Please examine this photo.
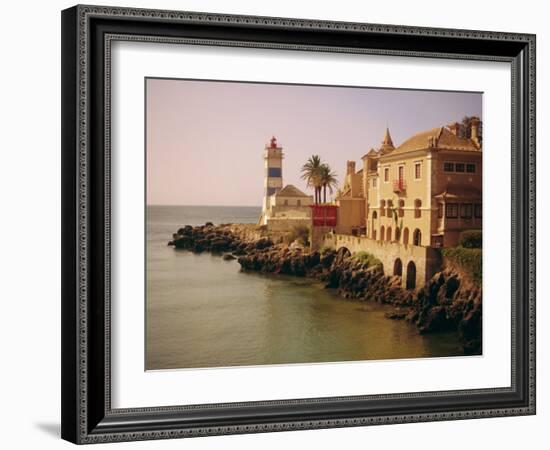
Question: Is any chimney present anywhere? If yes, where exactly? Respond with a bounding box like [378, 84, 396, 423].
[347, 160, 356, 175]
[448, 122, 460, 136]
[470, 117, 481, 146]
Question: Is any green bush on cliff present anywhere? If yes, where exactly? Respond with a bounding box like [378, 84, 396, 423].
[442, 246, 482, 286]
[352, 251, 382, 268]
[285, 225, 310, 246]
[459, 230, 482, 248]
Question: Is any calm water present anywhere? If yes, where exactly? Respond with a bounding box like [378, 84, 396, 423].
[146, 205, 463, 370]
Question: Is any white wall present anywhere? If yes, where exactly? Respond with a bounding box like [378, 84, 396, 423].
[0, 0, 546, 449]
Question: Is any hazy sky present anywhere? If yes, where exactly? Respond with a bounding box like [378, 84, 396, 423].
[146, 78, 481, 206]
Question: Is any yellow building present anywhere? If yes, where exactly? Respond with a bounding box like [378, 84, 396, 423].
[336, 118, 482, 248]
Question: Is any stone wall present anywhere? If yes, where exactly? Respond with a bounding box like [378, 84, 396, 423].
[322, 233, 442, 290]
[267, 217, 312, 232]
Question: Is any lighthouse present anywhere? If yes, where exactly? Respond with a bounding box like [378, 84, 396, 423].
[260, 136, 284, 225]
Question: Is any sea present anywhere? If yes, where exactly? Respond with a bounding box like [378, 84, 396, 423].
[146, 205, 463, 370]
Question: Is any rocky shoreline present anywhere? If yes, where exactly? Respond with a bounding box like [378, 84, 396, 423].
[169, 223, 482, 355]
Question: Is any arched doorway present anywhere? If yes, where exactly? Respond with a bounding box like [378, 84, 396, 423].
[413, 228, 422, 246]
[380, 225, 385, 241]
[335, 247, 351, 265]
[406, 261, 416, 289]
[393, 258, 403, 277]
[386, 226, 392, 241]
[403, 227, 410, 245]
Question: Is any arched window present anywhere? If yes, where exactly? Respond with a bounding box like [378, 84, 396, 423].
[398, 199, 405, 217]
[406, 261, 417, 289]
[386, 199, 393, 218]
[414, 199, 422, 218]
[395, 227, 401, 242]
[413, 228, 422, 246]
[386, 226, 392, 242]
[372, 210, 378, 219]
[403, 227, 410, 245]
[394, 258, 403, 277]
[380, 200, 386, 217]
[380, 225, 385, 241]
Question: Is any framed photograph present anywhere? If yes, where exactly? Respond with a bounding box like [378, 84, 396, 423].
[61, 5, 536, 444]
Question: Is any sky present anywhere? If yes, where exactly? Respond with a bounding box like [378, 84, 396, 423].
[146, 78, 482, 206]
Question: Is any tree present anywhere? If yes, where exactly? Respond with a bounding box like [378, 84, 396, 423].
[300, 155, 323, 204]
[458, 116, 482, 143]
[319, 164, 338, 203]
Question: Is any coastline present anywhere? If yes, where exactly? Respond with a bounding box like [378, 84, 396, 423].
[169, 222, 482, 355]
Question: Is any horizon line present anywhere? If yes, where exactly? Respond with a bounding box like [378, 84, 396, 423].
[147, 204, 263, 208]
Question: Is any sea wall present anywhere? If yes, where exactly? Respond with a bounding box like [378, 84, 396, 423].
[322, 233, 442, 290]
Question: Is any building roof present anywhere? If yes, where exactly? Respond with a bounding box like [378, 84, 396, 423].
[379, 127, 395, 153]
[390, 126, 480, 155]
[274, 184, 310, 198]
[434, 185, 482, 200]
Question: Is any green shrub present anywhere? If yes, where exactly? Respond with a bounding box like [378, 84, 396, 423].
[459, 230, 482, 248]
[442, 247, 482, 286]
[353, 251, 383, 268]
[320, 246, 333, 255]
[285, 225, 310, 246]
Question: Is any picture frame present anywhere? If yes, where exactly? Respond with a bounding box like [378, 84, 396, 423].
[61, 4, 536, 444]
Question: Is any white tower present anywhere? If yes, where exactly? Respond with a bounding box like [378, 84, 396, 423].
[261, 136, 283, 225]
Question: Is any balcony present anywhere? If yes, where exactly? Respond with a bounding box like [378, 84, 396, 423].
[393, 179, 407, 193]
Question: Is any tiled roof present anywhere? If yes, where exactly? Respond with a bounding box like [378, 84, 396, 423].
[390, 126, 480, 155]
[274, 184, 310, 198]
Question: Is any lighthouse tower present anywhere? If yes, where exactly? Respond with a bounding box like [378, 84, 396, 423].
[260, 136, 284, 225]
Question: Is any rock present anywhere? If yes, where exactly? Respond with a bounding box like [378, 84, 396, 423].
[417, 305, 454, 333]
[385, 308, 408, 320]
[222, 253, 236, 261]
[205, 221, 214, 227]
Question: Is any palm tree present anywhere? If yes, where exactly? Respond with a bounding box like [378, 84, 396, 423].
[301, 155, 323, 204]
[319, 164, 338, 203]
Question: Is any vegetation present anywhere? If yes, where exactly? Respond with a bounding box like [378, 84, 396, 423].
[285, 225, 311, 246]
[319, 164, 338, 203]
[320, 246, 333, 256]
[300, 155, 338, 204]
[442, 246, 482, 286]
[352, 251, 383, 268]
[459, 230, 482, 248]
[458, 115, 482, 144]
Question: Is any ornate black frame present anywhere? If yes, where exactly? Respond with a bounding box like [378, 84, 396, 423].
[61, 4, 536, 444]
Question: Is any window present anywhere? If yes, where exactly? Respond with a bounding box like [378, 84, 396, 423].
[284, 199, 289, 206]
[444, 162, 454, 172]
[455, 163, 465, 173]
[414, 199, 422, 218]
[414, 162, 422, 179]
[398, 165, 404, 181]
[466, 163, 476, 173]
[398, 200, 405, 217]
[386, 200, 393, 217]
[446, 203, 459, 218]
[460, 203, 473, 219]
[297, 200, 301, 207]
[372, 177, 377, 188]
[384, 167, 389, 182]
[380, 200, 386, 217]
[267, 167, 282, 177]
[474, 203, 482, 218]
